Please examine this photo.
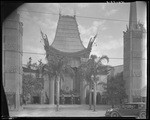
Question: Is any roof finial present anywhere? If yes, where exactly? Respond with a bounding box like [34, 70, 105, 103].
[73, 4, 76, 17]
[59, 3, 62, 16]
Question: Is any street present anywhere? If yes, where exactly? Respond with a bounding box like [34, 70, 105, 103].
[9, 104, 111, 117]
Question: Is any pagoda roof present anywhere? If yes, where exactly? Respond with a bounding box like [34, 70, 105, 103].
[51, 15, 86, 53]
[42, 15, 96, 58]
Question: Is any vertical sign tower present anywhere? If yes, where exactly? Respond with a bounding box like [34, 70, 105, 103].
[123, 2, 146, 102]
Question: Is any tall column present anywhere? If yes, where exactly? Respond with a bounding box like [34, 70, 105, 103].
[3, 10, 23, 110]
[83, 84, 87, 104]
[80, 80, 83, 104]
[129, 2, 145, 102]
[123, 2, 146, 103]
[56, 78, 60, 111]
[43, 75, 49, 104]
[93, 82, 97, 111]
[80, 80, 86, 104]
[89, 83, 92, 110]
[49, 78, 55, 105]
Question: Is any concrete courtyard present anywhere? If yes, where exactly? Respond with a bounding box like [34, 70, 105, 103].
[9, 104, 111, 117]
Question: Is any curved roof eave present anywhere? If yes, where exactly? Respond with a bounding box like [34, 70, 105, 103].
[46, 45, 90, 58]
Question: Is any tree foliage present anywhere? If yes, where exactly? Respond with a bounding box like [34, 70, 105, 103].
[22, 74, 34, 96]
[103, 72, 127, 107]
[42, 56, 75, 82]
[78, 55, 110, 84]
[77, 54, 110, 110]
[22, 58, 44, 98]
[22, 74, 44, 97]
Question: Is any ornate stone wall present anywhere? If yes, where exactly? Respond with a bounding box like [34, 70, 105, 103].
[3, 10, 23, 110]
[123, 28, 145, 102]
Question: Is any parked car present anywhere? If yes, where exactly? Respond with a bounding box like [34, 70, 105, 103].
[105, 102, 146, 119]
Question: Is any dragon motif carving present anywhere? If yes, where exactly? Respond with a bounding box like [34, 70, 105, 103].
[40, 30, 50, 51]
[40, 30, 97, 58]
[87, 34, 97, 51]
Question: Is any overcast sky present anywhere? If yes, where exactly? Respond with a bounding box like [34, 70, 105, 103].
[17, 2, 147, 66]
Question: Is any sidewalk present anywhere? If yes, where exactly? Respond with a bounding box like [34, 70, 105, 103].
[9, 104, 111, 117]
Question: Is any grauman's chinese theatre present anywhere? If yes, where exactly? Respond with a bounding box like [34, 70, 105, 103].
[42, 13, 95, 105]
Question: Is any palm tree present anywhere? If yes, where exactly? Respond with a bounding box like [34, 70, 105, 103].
[91, 55, 109, 111]
[42, 56, 75, 111]
[78, 55, 110, 111]
[78, 58, 93, 109]
[40, 30, 75, 110]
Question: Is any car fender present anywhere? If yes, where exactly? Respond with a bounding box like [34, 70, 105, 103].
[110, 110, 121, 117]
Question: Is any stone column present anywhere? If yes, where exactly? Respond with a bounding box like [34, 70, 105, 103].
[3, 10, 23, 110]
[49, 78, 55, 105]
[83, 85, 87, 104]
[80, 80, 83, 104]
[89, 83, 92, 110]
[40, 90, 44, 104]
[80, 80, 86, 104]
[56, 78, 60, 111]
[93, 82, 97, 111]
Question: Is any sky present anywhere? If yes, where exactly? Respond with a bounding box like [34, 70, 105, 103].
[16, 2, 147, 66]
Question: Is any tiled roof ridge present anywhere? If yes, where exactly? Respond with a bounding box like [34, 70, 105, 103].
[51, 14, 86, 52]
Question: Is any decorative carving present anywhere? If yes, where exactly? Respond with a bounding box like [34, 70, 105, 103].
[87, 34, 97, 51]
[6, 92, 16, 110]
[132, 70, 142, 77]
[81, 58, 88, 63]
[27, 57, 32, 69]
[132, 31, 143, 39]
[40, 30, 50, 50]
[137, 21, 145, 30]
[5, 65, 19, 73]
[133, 51, 142, 58]
[5, 43, 19, 51]
[4, 56, 22, 73]
[19, 67, 23, 74]
[10, 66, 17, 73]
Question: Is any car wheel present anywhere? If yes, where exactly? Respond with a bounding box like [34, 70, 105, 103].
[111, 112, 119, 117]
[139, 111, 146, 119]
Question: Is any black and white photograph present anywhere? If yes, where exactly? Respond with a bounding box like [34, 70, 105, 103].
[2, 1, 147, 119]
